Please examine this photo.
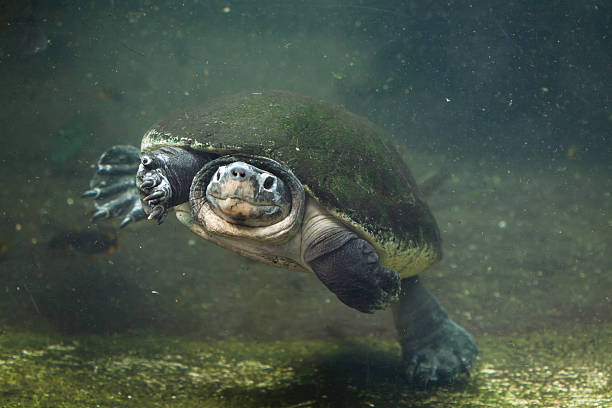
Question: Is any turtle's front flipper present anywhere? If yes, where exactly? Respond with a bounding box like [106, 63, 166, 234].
[393, 276, 478, 387]
[305, 233, 401, 313]
[83, 145, 145, 228]
[136, 147, 214, 224]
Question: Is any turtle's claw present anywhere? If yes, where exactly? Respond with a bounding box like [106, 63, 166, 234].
[140, 170, 162, 190]
[140, 179, 155, 189]
[91, 190, 144, 220]
[82, 188, 100, 198]
[119, 216, 132, 228]
[147, 205, 167, 224]
[144, 190, 165, 203]
[92, 208, 110, 221]
[82, 179, 136, 200]
[137, 167, 172, 225]
[119, 206, 148, 228]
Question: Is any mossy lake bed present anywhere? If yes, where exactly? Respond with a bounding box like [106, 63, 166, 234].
[1, 323, 610, 407]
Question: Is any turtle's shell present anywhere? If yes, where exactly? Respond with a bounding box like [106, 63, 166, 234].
[142, 90, 441, 277]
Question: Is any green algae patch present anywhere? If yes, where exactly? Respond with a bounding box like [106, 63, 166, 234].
[1, 324, 610, 407]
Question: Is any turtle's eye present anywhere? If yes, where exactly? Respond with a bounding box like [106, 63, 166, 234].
[216, 170, 221, 181]
[141, 155, 152, 167]
[263, 175, 275, 190]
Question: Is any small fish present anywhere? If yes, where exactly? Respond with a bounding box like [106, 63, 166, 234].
[48, 229, 119, 255]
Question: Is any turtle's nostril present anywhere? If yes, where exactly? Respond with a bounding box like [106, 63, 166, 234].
[230, 166, 248, 179]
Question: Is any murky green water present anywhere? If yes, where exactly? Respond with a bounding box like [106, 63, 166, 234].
[0, 1, 610, 406]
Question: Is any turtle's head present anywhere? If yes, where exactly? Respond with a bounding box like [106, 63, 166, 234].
[206, 161, 291, 226]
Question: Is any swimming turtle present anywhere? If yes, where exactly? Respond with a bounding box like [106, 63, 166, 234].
[83, 90, 477, 386]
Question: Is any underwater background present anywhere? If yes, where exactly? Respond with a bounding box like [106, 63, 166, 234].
[0, 1, 610, 407]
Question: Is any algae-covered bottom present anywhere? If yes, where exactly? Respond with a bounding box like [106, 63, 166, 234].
[1, 324, 610, 407]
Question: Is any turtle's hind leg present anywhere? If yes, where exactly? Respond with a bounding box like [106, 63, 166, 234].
[393, 276, 478, 387]
[82, 145, 145, 228]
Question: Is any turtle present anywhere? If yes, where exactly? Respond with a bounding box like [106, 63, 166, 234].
[83, 90, 477, 386]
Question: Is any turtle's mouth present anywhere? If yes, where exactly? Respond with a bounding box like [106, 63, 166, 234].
[208, 196, 286, 226]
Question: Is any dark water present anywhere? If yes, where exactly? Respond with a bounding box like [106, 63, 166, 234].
[0, 1, 610, 406]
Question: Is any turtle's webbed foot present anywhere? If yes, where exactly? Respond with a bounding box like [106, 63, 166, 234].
[82, 179, 136, 200]
[84, 145, 145, 228]
[91, 191, 144, 227]
[402, 319, 478, 387]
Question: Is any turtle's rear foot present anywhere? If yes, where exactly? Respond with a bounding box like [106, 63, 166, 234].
[394, 277, 478, 387]
[83, 145, 145, 228]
